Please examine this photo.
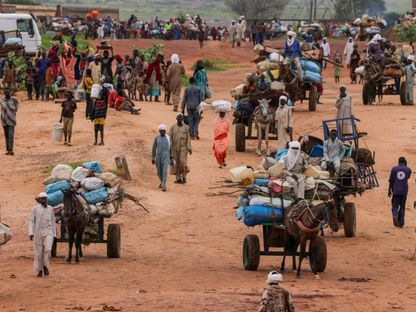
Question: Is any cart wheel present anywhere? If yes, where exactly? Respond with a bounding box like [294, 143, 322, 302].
[362, 82, 374, 105]
[243, 235, 260, 271]
[344, 203, 356, 238]
[51, 237, 57, 258]
[235, 123, 246, 152]
[308, 85, 317, 112]
[107, 224, 121, 258]
[309, 236, 327, 273]
[400, 81, 407, 105]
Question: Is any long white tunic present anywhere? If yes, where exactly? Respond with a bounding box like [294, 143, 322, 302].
[275, 105, 292, 150]
[344, 41, 355, 65]
[335, 94, 353, 136]
[28, 204, 56, 272]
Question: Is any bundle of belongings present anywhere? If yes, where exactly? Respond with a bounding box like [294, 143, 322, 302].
[43, 161, 123, 240]
[0, 223, 12, 246]
[347, 14, 386, 40]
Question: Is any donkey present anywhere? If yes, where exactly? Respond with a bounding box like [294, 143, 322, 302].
[63, 190, 90, 263]
[280, 201, 336, 279]
[254, 98, 274, 156]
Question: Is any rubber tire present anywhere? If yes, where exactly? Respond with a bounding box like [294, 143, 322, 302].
[308, 85, 317, 112]
[235, 123, 246, 152]
[344, 203, 356, 238]
[362, 82, 374, 105]
[51, 237, 57, 258]
[400, 81, 407, 105]
[107, 224, 121, 258]
[309, 236, 327, 273]
[243, 235, 260, 271]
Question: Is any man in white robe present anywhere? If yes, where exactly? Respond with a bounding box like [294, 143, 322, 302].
[28, 192, 56, 277]
[335, 85, 354, 137]
[275, 96, 292, 150]
[343, 37, 355, 68]
[283, 141, 308, 199]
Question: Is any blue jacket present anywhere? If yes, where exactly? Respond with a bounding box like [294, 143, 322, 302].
[389, 164, 412, 195]
[285, 39, 302, 59]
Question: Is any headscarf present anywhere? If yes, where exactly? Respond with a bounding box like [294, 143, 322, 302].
[115, 54, 123, 64]
[369, 34, 382, 44]
[285, 141, 301, 170]
[267, 271, 283, 284]
[171, 53, 180, 64]
[158, 124, 167, 131]
[279, 95, 288, 106]
[287, 31, 296, 46]
[176, 112, 183, 119]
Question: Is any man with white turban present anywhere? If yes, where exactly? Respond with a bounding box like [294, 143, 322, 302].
[166, 54, 185, 111]
[367, 34, 385, 66]
[405, 55, 416, 105]
[283, 141, 308, 199]
[275, 95, 292, 150]
[258, 271, 295, 312]
[343, 37, 355, 68]
[28, 192, 56, 277]
[284, 31, 303, 80]
[169, 113, 192, 184]
[152, 124, 174, 191]
[321, 37, 331, 69]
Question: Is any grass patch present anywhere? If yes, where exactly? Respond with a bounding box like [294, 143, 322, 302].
[191, 59, 234, 72]
[41, 33, 90, 52]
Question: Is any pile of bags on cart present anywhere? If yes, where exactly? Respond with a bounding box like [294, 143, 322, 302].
[43, 161, 122, 218]
[233, 156, 336, 227]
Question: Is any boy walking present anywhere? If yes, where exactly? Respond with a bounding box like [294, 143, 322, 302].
[90, 90, 108, 145]
[60, 92, 77, 146]
[1, 88, 18, 155]
[181, 77, 202, 140]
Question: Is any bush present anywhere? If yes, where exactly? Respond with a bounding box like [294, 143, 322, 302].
[395, 24, 416, 43]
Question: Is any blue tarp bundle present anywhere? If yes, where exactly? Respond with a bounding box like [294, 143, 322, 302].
[243, 205, 284, 226]
[303, 70, 322, 83]
[45, 180, 71, 194]
[83, 187, 108, 204]
[300, 59, 321, 73]
[47, 190, 64, 206]
[82, 161, 103, 173]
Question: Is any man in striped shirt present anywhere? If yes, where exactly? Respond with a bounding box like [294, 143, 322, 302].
[1, 88, 18, 155]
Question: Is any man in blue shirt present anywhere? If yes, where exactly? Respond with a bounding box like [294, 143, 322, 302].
[284, 31, 303, 81]
[182, 77, 202, 140]
[388, 157, 412, 227]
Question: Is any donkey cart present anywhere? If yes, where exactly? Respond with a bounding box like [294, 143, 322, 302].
[51, 215, 121, 259]
[243, 223, 327, 272]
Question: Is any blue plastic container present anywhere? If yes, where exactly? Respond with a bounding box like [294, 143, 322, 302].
[243, 205, 284, 227]
[310, 144, 324, 157]
[45, 180, 71, 194]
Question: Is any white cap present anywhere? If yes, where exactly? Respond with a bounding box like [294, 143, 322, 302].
[279, 95, 288, 102]
[267, 271, 283, 284]
[158, 124, 167, 131]
[38, 192, 48, 198]
[287, 31, 296, 37]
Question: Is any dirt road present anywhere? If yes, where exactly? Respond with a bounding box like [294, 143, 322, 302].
[1, 39, 416, 312]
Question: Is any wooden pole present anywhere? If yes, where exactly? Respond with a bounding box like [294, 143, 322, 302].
[115, 155, 132, 180]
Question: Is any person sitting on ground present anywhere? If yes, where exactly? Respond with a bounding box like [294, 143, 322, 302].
[258, 271, 295, 312]
[283, 141, 308, 199]
[321, 129, 345, 176]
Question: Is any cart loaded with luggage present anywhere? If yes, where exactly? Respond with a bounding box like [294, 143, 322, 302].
[231, 117, 378, 271]
[232, 43, 323, 152]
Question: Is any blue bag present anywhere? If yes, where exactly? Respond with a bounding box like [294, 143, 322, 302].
[243, 205, 284, 226]
[47, 190, 64, 206]
[303, 70, 322, 83]
[82, 161, 103, 173]
[254, 179, 269, 186]
[300, 59, 321, 74]
[84, 187, 108, 204]
[275, 148, 288, 161]
[45, 180, 71, 194]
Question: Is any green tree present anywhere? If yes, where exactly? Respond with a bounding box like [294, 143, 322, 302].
[224, 0, 289, 19]
[335, 0, 386, 20]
